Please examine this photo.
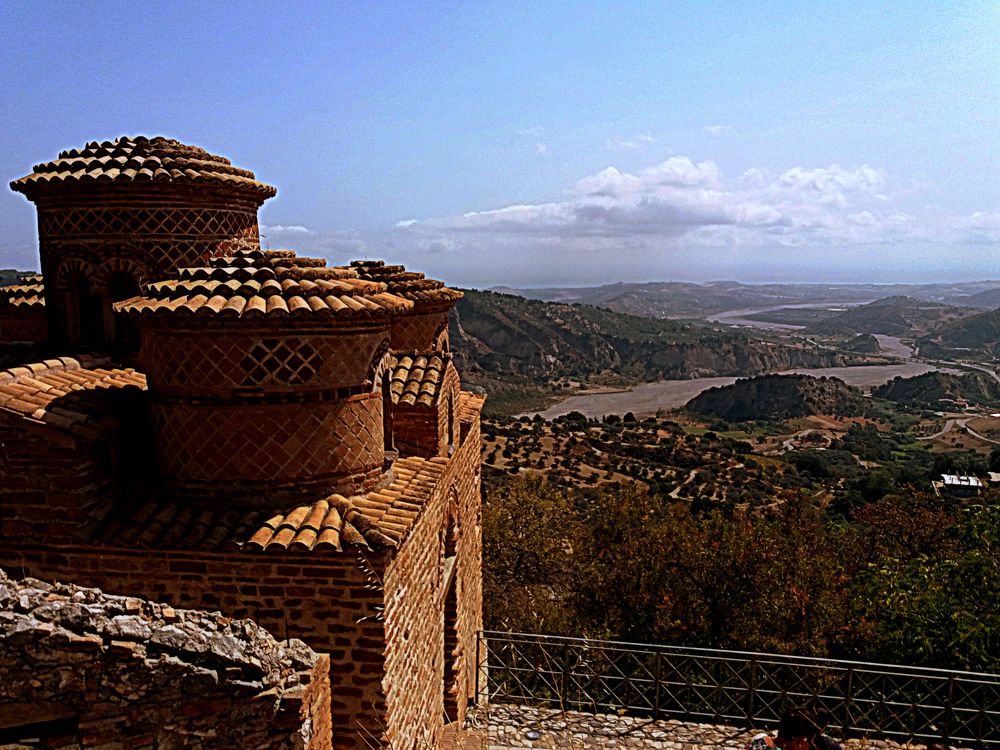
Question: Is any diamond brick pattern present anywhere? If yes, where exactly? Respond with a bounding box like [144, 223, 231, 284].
[240, 337, 323, 385]
[152, 395, 383, 484]
[144, 330, 386, 393]
[391, 312, 451, 351]
[38, 207, 260, 241]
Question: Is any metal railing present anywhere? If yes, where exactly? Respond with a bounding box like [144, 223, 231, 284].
[477, 631, 1000, 748]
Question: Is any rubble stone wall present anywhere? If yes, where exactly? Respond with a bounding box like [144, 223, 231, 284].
[0, 546, 388, 749]
[0, 568, 329, 749]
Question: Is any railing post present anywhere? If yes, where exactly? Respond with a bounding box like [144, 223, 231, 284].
[561, 642, 570, 713]
[475, 631, 481, 706]
[747, 656, 757, 725]
[845, 665, 855, 731]
[653, 650, 662, 720]
[944, 674, 954, 743]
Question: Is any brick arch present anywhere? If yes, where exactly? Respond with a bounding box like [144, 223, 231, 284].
[442, 485, 462, 721]
[92, 254, 152, 297]
[433, 321, 449, 352]
[367, 339, 393, 391]
[53, 256, 97, 292]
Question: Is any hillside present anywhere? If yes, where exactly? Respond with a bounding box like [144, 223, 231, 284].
[873, 370, 1000, 408]
[686, 374, 867, 421]
[805, 296, 976, 337]
[498, 280, 1000, 318]
[946, 287, 1000, 309]
[918, 308, 1000, 361]
[449, 290, 847, 412]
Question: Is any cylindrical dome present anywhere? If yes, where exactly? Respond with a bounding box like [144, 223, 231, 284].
[10, 136, 276, 348]
[116, 246, 412, 506]
[350, 260, 463, 351]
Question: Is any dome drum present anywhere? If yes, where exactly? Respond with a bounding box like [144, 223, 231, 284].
[150, 393, 388, 506]
[137, 323, 392, 399]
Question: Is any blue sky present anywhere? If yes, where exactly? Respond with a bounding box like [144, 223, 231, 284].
[2, 1, 999, 287]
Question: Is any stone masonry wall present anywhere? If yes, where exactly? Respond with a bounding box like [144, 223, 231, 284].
[0, 545, 388, 749]
[0, 568, 329, 749]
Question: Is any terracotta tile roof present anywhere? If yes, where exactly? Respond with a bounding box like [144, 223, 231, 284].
[10, 136, 276, 199]
[116, 247, 413, 320]
[350, 260, 463, 305]
[0, 275, 44, 309]
[0, 355, 147, 438]
[390, 351, 451, 407]
[88, 456, 448, 552]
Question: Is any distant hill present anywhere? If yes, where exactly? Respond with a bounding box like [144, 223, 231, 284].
[497, 281, 1000, 319]
[0, 269, 31, 287]
[918, 308, 1000, 361]
[447, 290, 856, 414]
[805, 296, 976, 337]
[873, 370, 1000, 408]
[449, 290, 845, 383]
[844, 333, 881, 354]
[685, 374, 867, 421]
[944, 287, 1000, 309]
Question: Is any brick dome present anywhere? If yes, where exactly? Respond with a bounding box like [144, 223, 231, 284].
[117, 247, 411, 319]
[11, 136, 278, 349]
[10, 136, 275, 199]
[349, 260, 462, 351]
[117, 247, 412, 506]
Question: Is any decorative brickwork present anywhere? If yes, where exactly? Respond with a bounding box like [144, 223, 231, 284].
[142, 327, 389, 395]
[12, 137, 276, 347]
[2, 136, 483, 750]
[151, 394, 385, 500]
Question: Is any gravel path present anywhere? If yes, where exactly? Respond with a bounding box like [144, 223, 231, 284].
[469, 705, 968, 750]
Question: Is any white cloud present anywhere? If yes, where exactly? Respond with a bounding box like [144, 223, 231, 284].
[704, 125, 736, 137]
[260, 224, 313, 234]
[606, 133, 656, 151]
[535, 142, 549, 156]
[400, 157, 895, 243]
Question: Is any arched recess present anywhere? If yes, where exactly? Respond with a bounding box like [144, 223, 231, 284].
[93, 256, 150, 348]
[367, 340, 394, 452]
[54, 257, 100, 346]
[442, 488, 462, 722]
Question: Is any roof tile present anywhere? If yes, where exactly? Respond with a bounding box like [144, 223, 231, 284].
[116, 247, 414, 321]
[11, 136, 276, 199]
[87, 456, 446, 553]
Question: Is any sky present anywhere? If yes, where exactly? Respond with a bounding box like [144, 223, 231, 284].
[1, 1, 999, 288]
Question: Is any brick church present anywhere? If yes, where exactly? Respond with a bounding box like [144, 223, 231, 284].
[0, 136, 484, 748]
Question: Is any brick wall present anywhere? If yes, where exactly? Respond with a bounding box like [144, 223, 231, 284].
[0, 569, 330, 749]
[380, 393, 484, 749]
[0, 418, 123, 544]
[0, 308, 48, 344]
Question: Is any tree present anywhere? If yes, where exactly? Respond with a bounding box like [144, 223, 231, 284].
[482, 476, 579, 633]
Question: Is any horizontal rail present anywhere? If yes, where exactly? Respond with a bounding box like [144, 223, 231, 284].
[478, 631, 1000, 748]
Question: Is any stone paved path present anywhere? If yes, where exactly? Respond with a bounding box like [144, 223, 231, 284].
[468, 706, 969, 750]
